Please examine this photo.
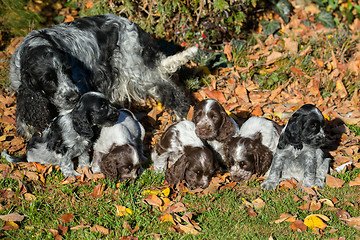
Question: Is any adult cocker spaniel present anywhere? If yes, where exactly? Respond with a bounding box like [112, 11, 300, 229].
[2, 92, 119, 177]
[11, 14, 198, 139]
[261, 104, 330, 190]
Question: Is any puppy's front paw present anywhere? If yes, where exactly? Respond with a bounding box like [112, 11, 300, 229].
[315, 180, 325, 189]
[62, 169, 81, 178]
[260, 180, 279, 190]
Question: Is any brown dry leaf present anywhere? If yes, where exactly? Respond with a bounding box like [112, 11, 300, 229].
[318, 199, 334, 207]
[300, 186, 317, 195]
[59, 213, 74, 224]
[177, 223, 200, 235]
[349, 177, 360, 187]
[166, 202, 186, 213]
[284, 38, 298, 54]
[123, 220, 140, 234]
[247, 207, 257, 217]
[290, 66, 305, 76]
[58, 225, 68, 235]
[351, 88, 359, 106]
[252, 198, 265, 210]
[219, 182, 237, 191]
[290, 220, 307, 232]
[91, 183, 105, 198]
[0, 212, 25, 222]
[202, 177, 223, 195]
[251, 105, 263, 117]
[120, 237, 139, 240]
[203, 89, 226, 104]
[224, 44, 232, 62]
[2, 221, 19, 230]
[335, 79, 348, 98]
[143, 194, 163, 207]
[266, 51, 282, 66]
[309, 200, 322, 211]
[344, 216, 360, 227]
[186, 106, 194, 121]
[84, 0, 94, 8]
[60, 177, 76, 185]
[336, 209, 351, 220]
[298, 201, 310, 211]
[90, 224, 110, 235]
[158, 197, 174, 212]
[268, 85, 283, 102]
[326, 174, 345, 188]
[70, 223, 91, 231]
[274, 213, 297, 223]
[234, 84, 249, 103]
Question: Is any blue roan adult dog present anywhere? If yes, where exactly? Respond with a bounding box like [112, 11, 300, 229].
[2, 92, 119, 177]
[10, 14, 198, 139]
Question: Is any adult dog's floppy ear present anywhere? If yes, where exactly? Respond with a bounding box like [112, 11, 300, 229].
[165, 155, 189, 185]
[71, 101, 94, 138]
[278, 111, 303, 150]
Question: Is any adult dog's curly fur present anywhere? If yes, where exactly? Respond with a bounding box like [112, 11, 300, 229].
[11, 14, 198, 139]
[1, 92, 119, 177]
[92, 108, 145, 181]
[261, 104, 330, 190]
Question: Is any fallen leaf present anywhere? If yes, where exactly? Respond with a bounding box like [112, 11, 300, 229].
[115, 204, 133, 217]
[166, 202, 186, 213]
[336, 209, 351, 220]
[304, 215, 327, 230]
[273, 213, 297, 224]
[3, 221, 19, 230]
[120, 237, 138, 240]
[70, 223, 91, 231]
[224, 44, 232, 62]
[90, 225, 110, 235]
[247, 207, 257, 217]
[177, 223, 200, 235]
[349, 177, 360, 187]
[24, 193, 36, 201]
[59, 213, 74, 224]
[318, 199, 334, 207]
[266, 51, 282, 65]
[290, 220, 307, 232]
[325, 174, 345, 188]
[160, 213, 176, 225]
[0, 212, 25, 222]
[335, 78, 348, 98]
[159, 197, 174, 212]
[252, 198, 265, 210]
[91, 183, 105, 198]
[122, 220, 140, 234]
[143, 194, 163, 206]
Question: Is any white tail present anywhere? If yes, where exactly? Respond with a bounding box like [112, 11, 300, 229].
[161, 46, 198, 74]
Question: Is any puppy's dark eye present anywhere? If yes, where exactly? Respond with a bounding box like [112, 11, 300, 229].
[239, 161, 246, 168]
[100, 104, 108, 111]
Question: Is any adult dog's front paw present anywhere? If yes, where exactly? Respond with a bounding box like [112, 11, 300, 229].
[260, 180, 279, 190]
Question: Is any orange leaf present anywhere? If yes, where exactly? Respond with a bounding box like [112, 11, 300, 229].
[335, 78, 348, 98]
[224, 44, 232, 62]
[159, 213, 176, 225]
[166, 202, 186, 213]
[84, 1, 94, 8]
[290, 66, 305, 76]
[325, 174, 345, 188]
[203, 89, 226, 104]
[186, 106, 194, 121]
[247, 207, 257, 217]
[91, 183, 105, 198]
[251, 105, 263, 117]
[59, 213, 74, 224]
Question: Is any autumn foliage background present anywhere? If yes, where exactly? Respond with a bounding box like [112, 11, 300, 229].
[0, 0, 360, 239]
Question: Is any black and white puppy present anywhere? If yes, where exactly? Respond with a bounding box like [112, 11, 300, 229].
[1, 92, 119, 177]
[92, 109, 145, 181]
[261, 104, 330, 190]
[192, 99, 240, 165]
[225, 133, 273, 182]
[239, 116, 281, 153]
[11, 14, 198, 139]
[152, 120, 215, 188]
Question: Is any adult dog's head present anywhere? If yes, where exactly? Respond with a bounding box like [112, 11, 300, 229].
[278, 104, 325, 150]
[192, 99, 235, 142]
[71, 92, 119, 138]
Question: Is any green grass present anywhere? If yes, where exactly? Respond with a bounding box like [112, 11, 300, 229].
[1, 157, 360, 239]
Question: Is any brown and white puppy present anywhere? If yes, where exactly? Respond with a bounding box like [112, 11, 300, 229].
[192, 99, 240, 164]
[152, 120, 215, 188]
[165, 146, 215, 188]
[224, 133, 273, 182]
[99, 144, 141, 181]
[92, 109, 145, 181]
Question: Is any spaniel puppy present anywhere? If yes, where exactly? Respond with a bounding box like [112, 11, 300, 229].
[11, 14, 198, 139]
[152, 120, 215, 188]
[261, 104, 330, 190]
[1, 92, 119, 177]
[239, 116, 281, 153]
[224, 133, 273, 182]
[91, 109, 145, 180]
[192, 99, 240, 164]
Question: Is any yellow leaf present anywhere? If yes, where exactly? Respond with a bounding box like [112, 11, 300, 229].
[2, 221, 19, 230]
[304, 215, 327, 230]
[141, 189, 162, 196]
[161, 187, 170, 197]
[24, 193, 36, 201]
[157, 102, 164, 111]
[158, 197, 173, 212]
[115, 204, 132, 217]
[177, 223, 200, 235]
[160, 213, 175, 225]
[323, 114, 330, 121]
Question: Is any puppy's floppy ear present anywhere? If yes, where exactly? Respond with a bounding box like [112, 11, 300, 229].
[216, 111, 235, 142]
[165, 155, 189, 185]
[277, 112, 303, 150]
[71, 101, 93, 138]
